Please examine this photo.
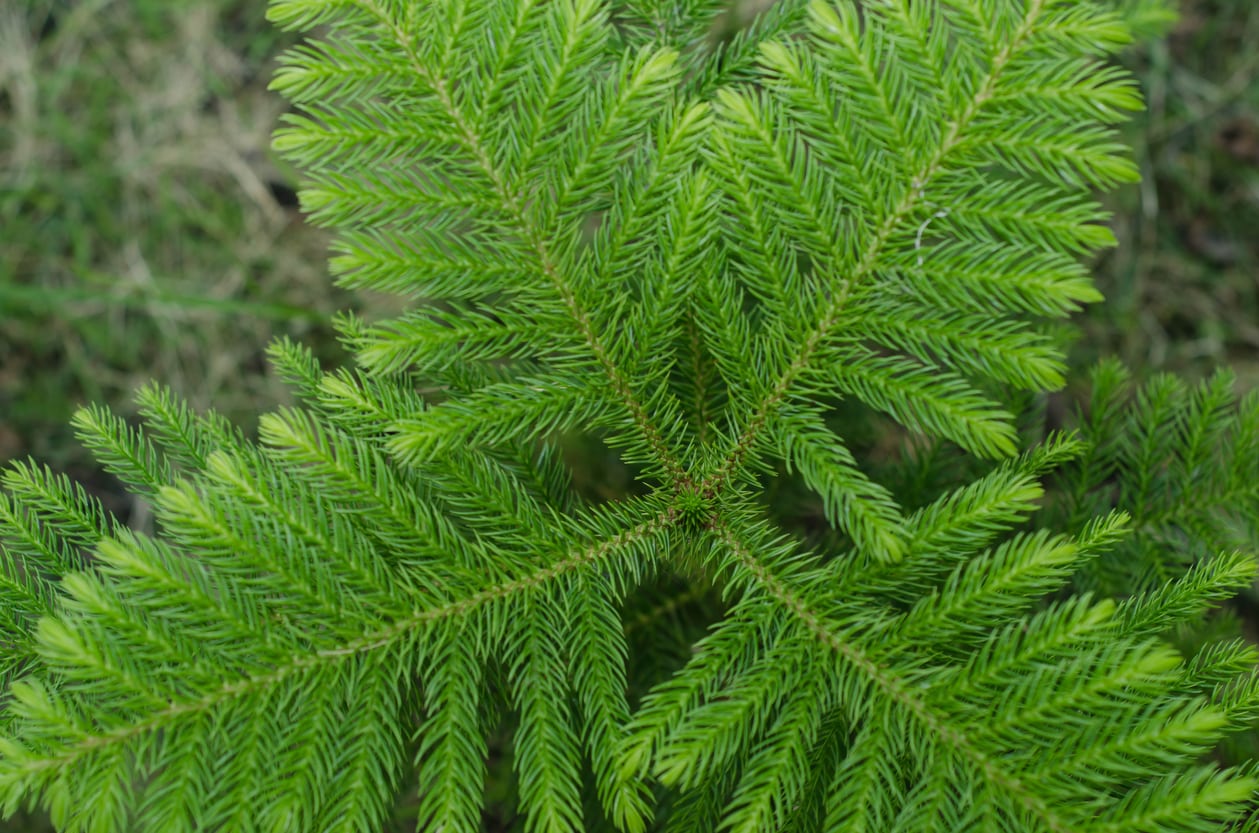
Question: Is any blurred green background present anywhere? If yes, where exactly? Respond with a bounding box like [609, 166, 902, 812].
[1, 0, 1258, 829]
[1087, 0, 1259, 386]
[0, 0, 347, 529]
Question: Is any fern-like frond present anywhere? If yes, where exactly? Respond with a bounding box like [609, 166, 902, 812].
[700, 0, 1143, 491]
[1051, 362, 1259, 596]
[775, 405, 907, 561]
[3, 1, 1249, 831]
[0, 398, 680, 829]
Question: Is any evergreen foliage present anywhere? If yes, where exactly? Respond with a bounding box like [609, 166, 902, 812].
[1, 1, 1257, 831]
[1051, 362, 1259, 601]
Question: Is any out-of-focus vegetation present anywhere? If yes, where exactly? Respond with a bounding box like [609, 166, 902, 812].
[0, 0, 341, 517]
[1089, 0, 1259, 386]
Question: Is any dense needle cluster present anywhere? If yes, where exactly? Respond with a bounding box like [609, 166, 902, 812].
[1, 1, 1257, 831]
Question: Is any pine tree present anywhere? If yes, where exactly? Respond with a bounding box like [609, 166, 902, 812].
[1, 1, 1258, 831]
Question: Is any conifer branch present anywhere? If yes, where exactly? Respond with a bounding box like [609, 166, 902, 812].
[704, 0, 1095, 493]
[355, 0, 693, 485]
[707, 513, 1078, 833]
[3, 1, 1250, 830]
